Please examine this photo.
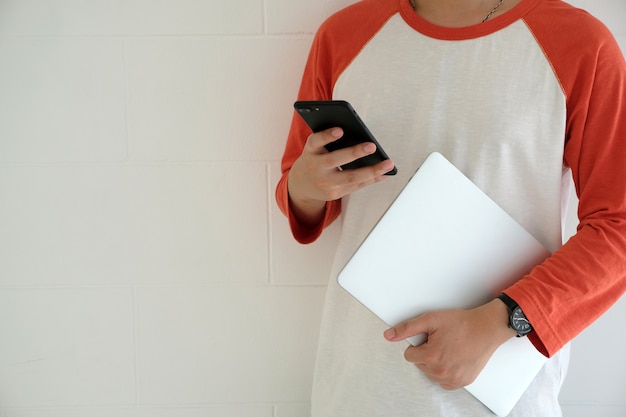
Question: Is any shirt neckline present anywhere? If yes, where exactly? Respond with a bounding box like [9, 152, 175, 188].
[398, 0, 542, 40]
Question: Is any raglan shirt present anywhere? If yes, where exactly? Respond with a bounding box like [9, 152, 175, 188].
[276, 0, 626, 415]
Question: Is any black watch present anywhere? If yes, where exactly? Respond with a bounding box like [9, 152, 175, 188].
[497, 293, 533, 337]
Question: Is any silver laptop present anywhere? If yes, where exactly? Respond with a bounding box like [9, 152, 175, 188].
[337, 152, 550, 416]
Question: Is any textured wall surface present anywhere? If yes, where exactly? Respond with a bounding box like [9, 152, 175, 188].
[0, 1, 624, 416]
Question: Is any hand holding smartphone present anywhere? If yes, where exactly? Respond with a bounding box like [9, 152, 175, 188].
[294, 100, 397, 175]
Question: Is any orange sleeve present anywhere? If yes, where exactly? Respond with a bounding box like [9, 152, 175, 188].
[275, 0, 397, 244]
[274, 29, 341, 245]
[507, 9, 626, 357]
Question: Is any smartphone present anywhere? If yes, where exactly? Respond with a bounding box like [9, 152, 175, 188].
[294, 100, 397, 175]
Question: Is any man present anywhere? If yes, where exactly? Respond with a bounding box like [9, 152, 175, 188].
[276, 0, 626, 415]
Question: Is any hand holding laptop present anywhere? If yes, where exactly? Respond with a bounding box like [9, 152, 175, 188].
[384, 299, 517, 390]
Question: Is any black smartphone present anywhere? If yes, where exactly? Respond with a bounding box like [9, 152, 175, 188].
[294, 100, 397, 175]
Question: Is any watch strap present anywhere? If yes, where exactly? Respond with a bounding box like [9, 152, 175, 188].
[497, 292, 532, 337]
[497, 292, 518, 312]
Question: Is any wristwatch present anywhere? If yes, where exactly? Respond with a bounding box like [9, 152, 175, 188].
[497, 293, 533, 337]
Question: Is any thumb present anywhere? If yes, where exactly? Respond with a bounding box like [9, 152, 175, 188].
[384, 314, 433, 342]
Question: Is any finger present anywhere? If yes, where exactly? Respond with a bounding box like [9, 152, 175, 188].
[404, 346, 453, 385]
[304, 127, 344, 154]
[313, 168, 390, 202]
[307, 128, 396, 175]
[439, 383, 463, 391]
[404, 346, 426, 367]
[405, 344, 477, 390]
[319, 141, 379, 171]
[384, 314, 433, 342]
[404, 343, 430, 365]
[332, 158, 396, 186]
[317, 167, 390, 201]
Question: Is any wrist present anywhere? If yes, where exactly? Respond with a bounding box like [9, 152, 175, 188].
[484, 299, 518, 343]
[287, 180, 327, 229]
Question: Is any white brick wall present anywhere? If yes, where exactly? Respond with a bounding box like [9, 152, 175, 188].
[0, 1, 623, 416]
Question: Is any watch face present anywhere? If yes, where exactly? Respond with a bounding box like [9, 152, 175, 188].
[511, 307, 532, 335]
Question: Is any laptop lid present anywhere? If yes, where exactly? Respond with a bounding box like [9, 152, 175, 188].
[337, 152, 550, 416]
